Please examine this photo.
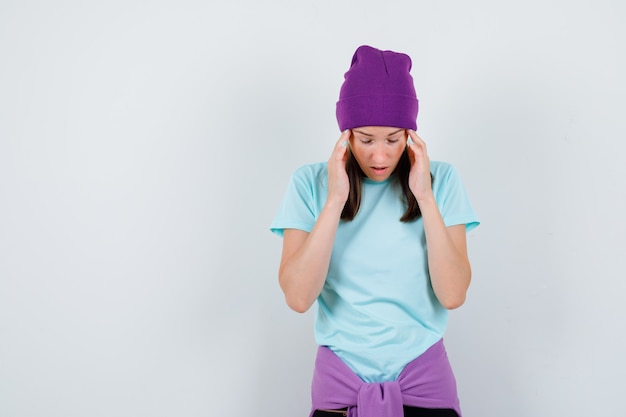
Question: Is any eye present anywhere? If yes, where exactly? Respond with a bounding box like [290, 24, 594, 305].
[359, 139, 373, 145]
[387, 138, 400, 144]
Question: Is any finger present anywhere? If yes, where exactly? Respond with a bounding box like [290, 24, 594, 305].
[336, 129, 351, 148]
[405, 130, 418, 159]
[407, 129, 425, 146]
[407, 131, 429, 160]
[333, 129, 351, 160]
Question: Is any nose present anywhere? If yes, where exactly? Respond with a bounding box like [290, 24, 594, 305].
[371, 143, 387, 164]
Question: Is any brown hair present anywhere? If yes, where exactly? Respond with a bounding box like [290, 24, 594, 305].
[340, 149, 431, 223]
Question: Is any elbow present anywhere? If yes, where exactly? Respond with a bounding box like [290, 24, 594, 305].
[439, 293, 466, 310]
[438, 278, 470, 309]
[437, 266, 471, 310]
[286, 298, 312, 314]
[279, 274, 314, 313]
[283, 293, 313, 313]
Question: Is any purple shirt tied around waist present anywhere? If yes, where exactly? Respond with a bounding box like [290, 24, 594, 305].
[310, 339, 461, 417]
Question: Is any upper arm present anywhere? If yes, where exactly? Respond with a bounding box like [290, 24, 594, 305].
[448, 224, 469, 260]
[279, 228, 310, 275]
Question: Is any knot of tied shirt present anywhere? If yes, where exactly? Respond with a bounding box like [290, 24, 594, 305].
[350, 380, 404, 417]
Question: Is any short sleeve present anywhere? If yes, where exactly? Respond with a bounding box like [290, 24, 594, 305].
[269, 164, 326, 237]
[432, 162, 480, 231]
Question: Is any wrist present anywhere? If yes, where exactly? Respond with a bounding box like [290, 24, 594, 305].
[415, 192, 436, 207]
[324, 197, 346, 214]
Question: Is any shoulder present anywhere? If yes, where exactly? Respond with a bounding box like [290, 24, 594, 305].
[293, 161, 328, 176]
[430, 160, 456, 176]
[430, 160, 468, 194]
[290, 161, 329, 184]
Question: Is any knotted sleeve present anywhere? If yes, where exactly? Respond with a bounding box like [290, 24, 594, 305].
[311, 347, 406, 417]
[356, 381, 403, 417]
[310, 341, 462, 417]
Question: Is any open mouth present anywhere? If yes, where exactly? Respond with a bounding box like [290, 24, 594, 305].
[371, 166, 388, 175]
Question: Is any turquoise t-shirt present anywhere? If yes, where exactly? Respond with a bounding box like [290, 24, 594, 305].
[270, 161, 479, 382]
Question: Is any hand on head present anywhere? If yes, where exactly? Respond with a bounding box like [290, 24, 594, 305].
[405, 130, 432, 201]
[327, 129, 351, 205]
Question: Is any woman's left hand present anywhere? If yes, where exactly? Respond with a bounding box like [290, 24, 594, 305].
[406, 130, 433, 202]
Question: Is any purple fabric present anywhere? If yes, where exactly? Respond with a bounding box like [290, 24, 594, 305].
[310, 339, 461, 417]
[336, 45, 419, 131]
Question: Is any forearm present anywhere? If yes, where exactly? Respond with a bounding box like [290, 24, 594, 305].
[419, 196, 471, 310]
[279, 199, 344, 313]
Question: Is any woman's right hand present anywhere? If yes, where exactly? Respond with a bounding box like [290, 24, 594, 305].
[279, 130, 352, 313]
[327, 130, 351, 205]
[278, 130, 351, 312]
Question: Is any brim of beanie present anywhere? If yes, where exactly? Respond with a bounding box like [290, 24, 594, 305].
[336, 95, 418, 131]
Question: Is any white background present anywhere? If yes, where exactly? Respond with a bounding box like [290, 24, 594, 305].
[1, 1, 624, 416]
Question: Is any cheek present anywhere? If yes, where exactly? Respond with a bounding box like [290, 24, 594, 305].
[391, 145, 406, 161]
[349, 143, 367, 160]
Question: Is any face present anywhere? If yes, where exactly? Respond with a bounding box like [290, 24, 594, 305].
[349, 126, 407, 181]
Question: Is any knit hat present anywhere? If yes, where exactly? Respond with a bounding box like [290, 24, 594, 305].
[336, 45, 419, 131]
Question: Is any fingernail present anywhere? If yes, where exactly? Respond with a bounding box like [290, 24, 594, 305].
[341, 140, 347, 147]
[407, 138, 414, 145]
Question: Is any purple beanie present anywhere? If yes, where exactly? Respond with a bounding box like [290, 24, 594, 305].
[336, 45, 419, 131]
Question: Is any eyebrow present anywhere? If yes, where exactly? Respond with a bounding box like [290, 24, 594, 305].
[353, 128, 404, 137]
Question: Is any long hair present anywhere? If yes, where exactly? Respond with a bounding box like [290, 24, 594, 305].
[340, 149, 431, 222]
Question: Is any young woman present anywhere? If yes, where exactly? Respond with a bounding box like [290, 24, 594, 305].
[270, 45, 479, 417]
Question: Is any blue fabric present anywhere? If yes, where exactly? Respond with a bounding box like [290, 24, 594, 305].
[271, 161, 479, 382]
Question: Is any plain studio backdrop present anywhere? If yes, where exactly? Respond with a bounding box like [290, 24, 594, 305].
[1, 1, 624, 416]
